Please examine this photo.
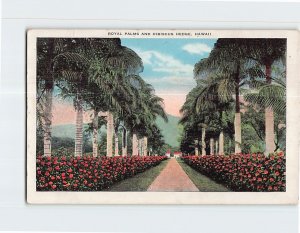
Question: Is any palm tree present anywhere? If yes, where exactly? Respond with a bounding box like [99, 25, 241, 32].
[194, 39, 251, 154]
[147, 124, 166, 156]
[106, 112, 114, 157]
[143, 136, 148, 156]
[139, 85, 168, 156]
[99, 46, 143, 157]
[201, 124, 207, 155]
[124, 81, 168, 156]
[245, 39, 286, 154]
[79, 38, 121, 157]
[37, 38, 65, 156]
[110, 74, 149, 156]
[80, 39, 143, 157]
[180, 86, 210, 155]
[54, 38, 121, 157]
[180, 89, 200, 155]
[181, 65, 236, 155]
[84, 113, 106, 157]
[53, 40, 90, 157]
[244, 75, 286, 153]
[119, 123, 128, 156]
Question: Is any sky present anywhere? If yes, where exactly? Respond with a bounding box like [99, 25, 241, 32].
[121, 38, 217, 116]
[52, 38, 217, 125]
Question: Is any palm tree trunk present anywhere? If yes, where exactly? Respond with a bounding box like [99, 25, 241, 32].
[42, 41, 55, 157]
[75, 95, 83, 157]
[92, 110, 98, 157]
[132, 133, 138, 156]
[265, 63, 275, 155]
[265, 106, 275, 155]
[234, 112, 242, 154]
[122, 128, 127, 156]
[43, 87, 53, 157]
[201, 127, 206, 156]
[215, 139, 218, 155]
[143, 136, 148, 156]
[114, 128, 119, 156]
[106, 111, 114, 157]
[234, 67, 242, 154]
[210, 138, 214, 155]
[219, 131, 224, 155]
[138, 138, 143, 156]
[195, 140, 199, 156]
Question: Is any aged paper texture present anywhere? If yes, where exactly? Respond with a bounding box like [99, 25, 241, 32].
[27, 29, 299, 204]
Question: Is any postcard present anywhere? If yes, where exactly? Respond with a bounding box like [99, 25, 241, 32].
[27, 29, 299, 204]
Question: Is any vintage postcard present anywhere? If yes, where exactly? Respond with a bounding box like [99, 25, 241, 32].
[27, 29, 299, 204]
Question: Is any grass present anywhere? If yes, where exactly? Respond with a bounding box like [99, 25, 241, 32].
[177, 159, 230, 192]
[105, 159, 169, 191]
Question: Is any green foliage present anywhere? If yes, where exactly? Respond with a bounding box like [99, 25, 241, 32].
[177, 159, 230, 192]
[241, 123, 264, 154]
[107, 160, 169, 191]
[244, 76, 286, 115]
[37, 37, 169, 156]
[181, 38, 286, 155]
[156, 115, 182, 147]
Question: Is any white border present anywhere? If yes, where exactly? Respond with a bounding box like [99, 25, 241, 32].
[27, 29, 299, 204]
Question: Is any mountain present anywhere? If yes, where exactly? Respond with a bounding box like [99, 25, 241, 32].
[52, 114, 182, 148]
[156, 114, 182, 148]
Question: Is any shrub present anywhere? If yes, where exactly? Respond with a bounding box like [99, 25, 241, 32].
[181, 152, 285, 192]
[36, 155, 167, 191]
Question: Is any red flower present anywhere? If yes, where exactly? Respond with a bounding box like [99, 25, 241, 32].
[181, 153, 285, 192]
[278, 151, 284, 157]
[36, 155, 171, 191]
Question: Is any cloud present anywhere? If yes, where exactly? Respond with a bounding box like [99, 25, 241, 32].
[182, 43, 212, 55]
[144, 76, 195, 86]
[132, 48, 193, 76]
[129, 47, 197, 116]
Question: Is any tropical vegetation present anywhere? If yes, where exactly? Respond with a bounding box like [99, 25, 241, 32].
[180, 38, 286, 156]
[37, 38, 168, 158]
[181, 151, 285, 191]
[36, 155, 167, 191]
[36, 37, 287, 192]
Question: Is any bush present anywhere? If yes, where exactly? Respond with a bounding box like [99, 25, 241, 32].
[181, 152, 285, 192]
[36, 155, 167, 191]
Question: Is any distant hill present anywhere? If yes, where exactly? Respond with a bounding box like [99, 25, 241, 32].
[52, 114, 182, 148]
[156, 114, 182, 148]
[52, 124, 91, 139]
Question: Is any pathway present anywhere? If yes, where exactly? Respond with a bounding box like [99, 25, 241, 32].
[147, 158, 199, 191]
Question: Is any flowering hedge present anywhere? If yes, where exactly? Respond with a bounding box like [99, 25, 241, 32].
[181, 152, 285, 192]
[37, 155, 167, 191]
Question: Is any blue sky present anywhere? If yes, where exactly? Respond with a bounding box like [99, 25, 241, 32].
[52, 38, 218, 125]
[122, 38, 217, 115]
[122, 38, 216, 94]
